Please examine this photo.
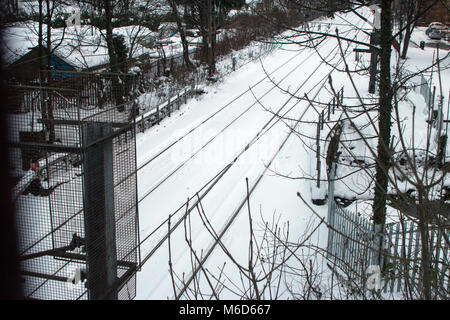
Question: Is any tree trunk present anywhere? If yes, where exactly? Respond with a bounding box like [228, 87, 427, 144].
[372, 0, 393, 255]
[197, 3, 209, 65]
[401, 25, 413, 59]
[168, 0, 194, 70]
[207, 0, 216, 76]
[38, 0, 47, 122]
[45, 0, 55, 143]
[105, 1, 118, 72]
[400, 1, 415, 60]
[400, 0, 426, 59]
[104, 0, 124, 111]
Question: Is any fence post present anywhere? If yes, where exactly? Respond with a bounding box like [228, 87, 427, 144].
[321, 110, 325, 130]
[168, 97, 171, 117]
[157, 59, 160, 77]
[82, 123, 118, 300]
[431, 86, 436, 110]
[316, 118, 321, 188]
[436, 92, 446, 166]
[177, 93, 180, 110]
[368, 31, 379, 94]
[327, 162, 337, 260]
[157, 104, 160, 125]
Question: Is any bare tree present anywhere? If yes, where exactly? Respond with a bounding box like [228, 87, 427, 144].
[168, 0, 195, 70]
[209, 0, 450, 299]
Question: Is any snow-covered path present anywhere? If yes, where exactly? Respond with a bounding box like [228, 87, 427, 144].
[134, 9, 373, 299]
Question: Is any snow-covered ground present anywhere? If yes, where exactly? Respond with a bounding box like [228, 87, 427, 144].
[132, 6, 449, 299]
[10, 3, 449, 300]
[3, 20, 200, 70]
[133, 8, 380, 299]
[339, 22, 450, 224]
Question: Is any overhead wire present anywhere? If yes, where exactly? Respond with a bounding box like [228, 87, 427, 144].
[136, 19, 367, 268]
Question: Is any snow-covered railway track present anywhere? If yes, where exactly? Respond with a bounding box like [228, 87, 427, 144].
[136, 25, 366, 248]
[134, 11, 371, 298]
[136, 46, 322, 206]
[136, 39, 341, 255]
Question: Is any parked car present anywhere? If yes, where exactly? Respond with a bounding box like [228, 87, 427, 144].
[428, 29, 443, 40]
[425, 22, 447, 35]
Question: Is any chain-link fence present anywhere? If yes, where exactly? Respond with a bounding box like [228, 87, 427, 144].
[8, 71, 140, 300]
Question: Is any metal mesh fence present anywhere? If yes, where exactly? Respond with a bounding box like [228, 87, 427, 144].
[8, 70, 140, 300]
[326, 204, 379, 290]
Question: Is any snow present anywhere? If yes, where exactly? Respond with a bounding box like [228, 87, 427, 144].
[132, 6, 449, 299]
[12, 170, 37, 201]
[2, 21, 110, 69]
[133, 7, 382, 299]
[10, 2, 449, 300]
[2, 20, 199, 70]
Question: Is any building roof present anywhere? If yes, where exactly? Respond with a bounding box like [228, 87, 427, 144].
[9, 45, 77, 69]
[2, 22, 111, 70]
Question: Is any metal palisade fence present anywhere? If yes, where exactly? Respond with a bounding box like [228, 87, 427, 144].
[381, 221, 449, 297]
[326, 165, 450, 298]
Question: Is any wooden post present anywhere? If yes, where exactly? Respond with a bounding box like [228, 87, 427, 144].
[327, 162, 336, 260]
[157, 104, 160, 124]
[168, 97, 171, 117]
[431, 86, 436, 109]
[157, 59, 160, 77]
[321, 110, 324, 130]
[317, 118, 321, 188]
[369, 31, 380, 94]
